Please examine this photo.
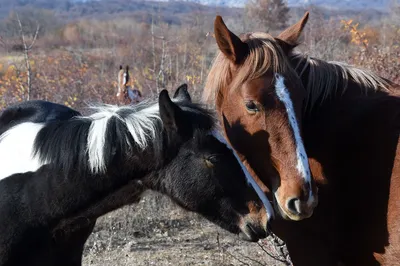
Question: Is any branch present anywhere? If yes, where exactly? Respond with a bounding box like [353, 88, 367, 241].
[15, 12, 27, 51]
[0, 36, 6, 47]
[28, 24, 40, 50]
[257, 232, 293, 266]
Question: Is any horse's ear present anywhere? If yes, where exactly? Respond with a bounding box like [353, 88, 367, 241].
[124, 65, 130, 83]
[119, 65, 123, 70]
[173, 83, 192, 103]
[159, 89, 184, 132]
[214, 15, 249, 64]
[275, 12, 309, 54]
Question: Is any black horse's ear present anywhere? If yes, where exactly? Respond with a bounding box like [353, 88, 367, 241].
[119, 65, 123, 70]
[173, 83, 192, 103]
[159, 89, 184, 131]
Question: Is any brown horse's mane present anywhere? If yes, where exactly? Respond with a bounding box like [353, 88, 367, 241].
[291, 53, 390, 109]
[203, 31, 390, 111]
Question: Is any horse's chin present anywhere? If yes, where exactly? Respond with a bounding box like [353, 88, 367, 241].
[238, 231, 260, 242]
[237, 216, 268, 242]
[238, 225, 265, 242]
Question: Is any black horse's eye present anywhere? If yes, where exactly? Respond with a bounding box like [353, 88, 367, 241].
[245, 101, 259, 114]
[204, 155, 219, 168]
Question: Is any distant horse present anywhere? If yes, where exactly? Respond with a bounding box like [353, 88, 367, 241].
[203, 13, 400, 265]
[116, 65, 142, 104]
[0, 87, 271, 266]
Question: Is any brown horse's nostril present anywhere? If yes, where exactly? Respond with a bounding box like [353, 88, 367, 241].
[287, 197, 301, 215]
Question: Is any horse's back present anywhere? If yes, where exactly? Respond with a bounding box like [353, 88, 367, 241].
[0, 100, 81, 136]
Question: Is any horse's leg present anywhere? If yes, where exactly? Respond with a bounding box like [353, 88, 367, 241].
[49, 180, 143, 266]
[53, 222, 96, 266]
[380, 140, 400, 266]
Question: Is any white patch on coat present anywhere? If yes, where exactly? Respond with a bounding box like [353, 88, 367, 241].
[0, 122, 46, 180]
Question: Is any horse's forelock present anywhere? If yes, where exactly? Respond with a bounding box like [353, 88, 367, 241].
[204, 33, 295, 108]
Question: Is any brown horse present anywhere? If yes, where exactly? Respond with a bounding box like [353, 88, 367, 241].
[117, 65, 142, 104]
[203, 12, 400, 265]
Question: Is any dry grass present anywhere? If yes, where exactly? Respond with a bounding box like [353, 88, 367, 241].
[82, 191, 289, 266]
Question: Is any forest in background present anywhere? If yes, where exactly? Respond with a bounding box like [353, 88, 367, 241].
[0, 0, 398, 110]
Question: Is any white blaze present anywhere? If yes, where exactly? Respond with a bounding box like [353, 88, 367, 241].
[123, 73, 127, 85]
[274, 74, 313, 200]
[211, 129, 275, 220]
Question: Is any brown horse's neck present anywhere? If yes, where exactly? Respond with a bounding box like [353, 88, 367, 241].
[287, 54, 400, 188]
[288, 54, 395, 117]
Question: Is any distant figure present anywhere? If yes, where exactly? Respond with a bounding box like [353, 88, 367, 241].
[116, 65, 142, 105]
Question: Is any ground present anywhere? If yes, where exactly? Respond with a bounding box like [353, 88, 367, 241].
[82, 191, 291, 266]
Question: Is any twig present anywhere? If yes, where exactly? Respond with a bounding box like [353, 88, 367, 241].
[238, 252, 267, 266]
[151, 16, 157, 93]
[15, 12, 40, 101]
[223, 250, 251, 265]
[258, 231, 293, 266]
[215, 232, 265, 265]
[0, 36, 7, 51]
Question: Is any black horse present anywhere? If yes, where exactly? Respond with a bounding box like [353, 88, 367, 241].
[0, 86, 269, 266]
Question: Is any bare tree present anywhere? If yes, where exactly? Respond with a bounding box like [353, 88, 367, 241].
[15, 12, 40, 100]
[245, 0, 290, 32]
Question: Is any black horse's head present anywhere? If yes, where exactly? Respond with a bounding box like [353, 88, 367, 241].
[146, 86, 270, 241]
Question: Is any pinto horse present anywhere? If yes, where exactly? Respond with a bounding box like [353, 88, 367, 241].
[0, 87, 272, 266]
[203, 12, 400, 265]
[116, 65, 142, 104]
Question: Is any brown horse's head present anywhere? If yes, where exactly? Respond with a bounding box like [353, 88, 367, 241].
[117, 65, 142, 104]
[203, 12, 318, 221]
[117, 65, 133, 104]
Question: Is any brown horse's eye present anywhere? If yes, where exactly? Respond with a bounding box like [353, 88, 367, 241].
[245, 101, 259, 114]
[204, 155, 219, 168]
